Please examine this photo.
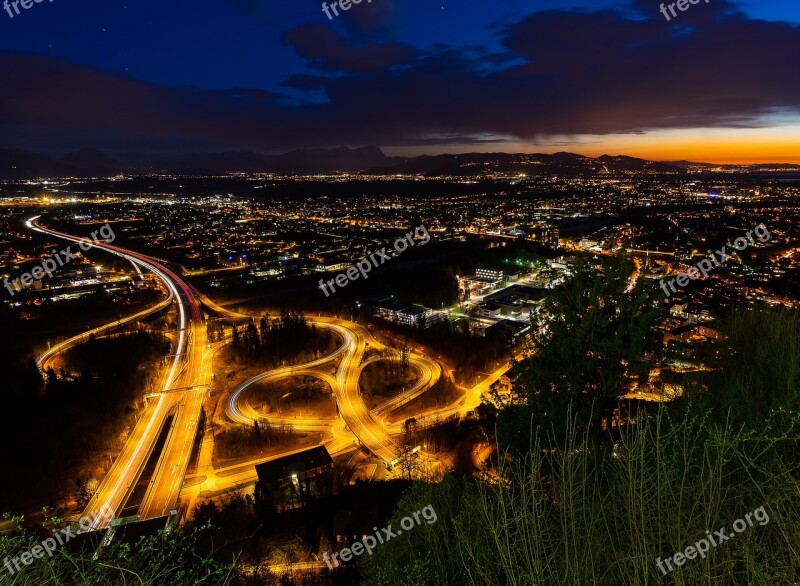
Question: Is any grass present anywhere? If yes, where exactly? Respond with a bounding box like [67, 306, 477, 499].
[359, 404, 800, 585]
[0, 525, 236, 585]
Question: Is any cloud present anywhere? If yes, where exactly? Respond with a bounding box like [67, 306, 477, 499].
[0, 0, 798, 152]
[338, 0, 399, 37]
[281, 24, 418, 73]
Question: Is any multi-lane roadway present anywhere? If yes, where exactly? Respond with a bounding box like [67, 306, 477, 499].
[28, 217, 208, 528]
[28, 217, 513, 530]
[227, 316, 442, 464]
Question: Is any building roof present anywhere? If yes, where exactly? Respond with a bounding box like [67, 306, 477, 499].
[485, 284, 546, 303]
[399, 304, 431, 316]
[255, 446, 333, 483]
[375, 298, 408, 312]
[485, 319, 529, 337]
[462, 275, 498, 284]
[376, 298, 431, 316]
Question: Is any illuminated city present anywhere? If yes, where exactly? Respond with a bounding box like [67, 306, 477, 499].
[1, 1, 799, 585]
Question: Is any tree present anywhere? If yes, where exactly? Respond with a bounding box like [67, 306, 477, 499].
[243, 319, 260, 358]
[685, 307, 800, 428]
[192, 500, 220, 527]
[396, 428, 421, 481]
[498, 254, 659, 454]
[231, 323, 241, 354]
[74, 477, 99, 509]
[253, 479, 278, 536]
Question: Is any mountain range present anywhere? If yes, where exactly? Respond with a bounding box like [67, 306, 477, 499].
[0, 146, 798, 180]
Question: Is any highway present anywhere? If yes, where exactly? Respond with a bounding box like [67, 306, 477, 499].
[382, 352, 522, 433]
[28, 215, 519, 526]
[36, 296, 174, 373]
[225, 316, 442, 464]
[27, 217, 208, 528]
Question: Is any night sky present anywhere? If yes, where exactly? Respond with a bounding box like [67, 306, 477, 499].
[1, 0, 798, 162]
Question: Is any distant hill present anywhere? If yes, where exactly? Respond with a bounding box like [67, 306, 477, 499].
[0, 148, 75, 180]
[0, 146, 402, 178]
[367, 151, 685, 176]
[0, 146, 797, 180]
[668, 159, 800, 170]
[596, 154, 683, 174]
[58, 149, 125, 176]
[272, 146, 401, 174]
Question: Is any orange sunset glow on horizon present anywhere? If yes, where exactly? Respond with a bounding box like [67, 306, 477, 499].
[391, 125, 800, 165]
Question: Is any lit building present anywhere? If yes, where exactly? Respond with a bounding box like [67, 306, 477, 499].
[475, 267, 505, 282]
[374, 298, 443, 328]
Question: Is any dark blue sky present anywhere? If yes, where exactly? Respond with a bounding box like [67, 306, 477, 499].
[1, 0, 799, 161]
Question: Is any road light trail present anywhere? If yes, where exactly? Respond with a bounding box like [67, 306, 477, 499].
[36, 295, 174, 372]
[27, 216, 524, 524]
[27, 216, 200, 528]
[224, 316, 441, 464]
